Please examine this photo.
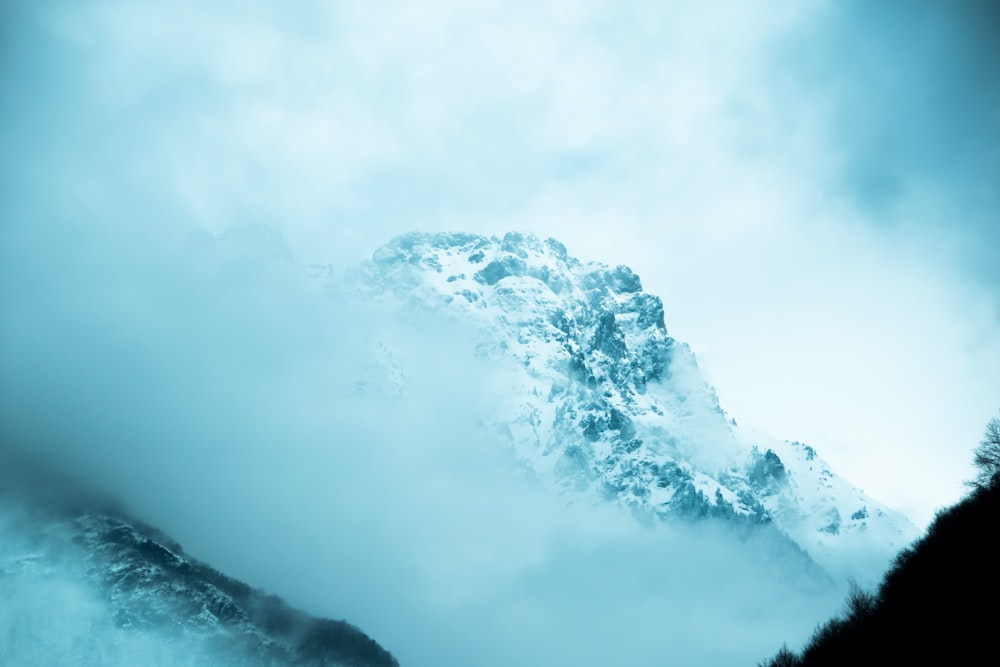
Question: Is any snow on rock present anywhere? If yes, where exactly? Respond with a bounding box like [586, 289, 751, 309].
[319, 231, 919, 581]
[0, 495, 399, 667]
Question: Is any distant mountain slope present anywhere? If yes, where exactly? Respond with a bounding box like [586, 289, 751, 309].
[315, 231, 919, 580]
[0, 481, 398, 667]
[759, 475, 1000, 665]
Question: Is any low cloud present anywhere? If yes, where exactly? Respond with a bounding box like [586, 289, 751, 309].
[1, 208, 841, 665]
[3, 2, 996, 663]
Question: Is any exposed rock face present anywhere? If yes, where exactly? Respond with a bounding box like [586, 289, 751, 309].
[0, 490, 398, 667]
[331, 231, 919, 579]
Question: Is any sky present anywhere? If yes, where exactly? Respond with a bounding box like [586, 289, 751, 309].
[1, 0, 999, 662]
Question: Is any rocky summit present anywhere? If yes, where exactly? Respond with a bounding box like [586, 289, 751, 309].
[330, 231, 920, 580]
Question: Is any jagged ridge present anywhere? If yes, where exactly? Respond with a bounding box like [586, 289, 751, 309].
[327, 231, 919, 580]
[0, 482, 398, 667]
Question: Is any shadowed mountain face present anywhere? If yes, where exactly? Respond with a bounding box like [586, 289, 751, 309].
[759, 478, 1000, 665]
[0, 474, 398, 667]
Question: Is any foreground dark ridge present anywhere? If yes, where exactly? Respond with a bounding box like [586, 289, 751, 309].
[758, 464, 1000, 664]
[0, 464, 399, 667]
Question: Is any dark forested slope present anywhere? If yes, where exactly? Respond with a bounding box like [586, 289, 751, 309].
[760, 418, 1000, 665]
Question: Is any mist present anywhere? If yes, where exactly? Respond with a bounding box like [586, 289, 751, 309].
[4, 0, 997, 528]
[2, 1, 997, 664]
[0, 197, 844, 663]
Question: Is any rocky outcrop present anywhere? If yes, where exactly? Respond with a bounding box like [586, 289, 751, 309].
[0, 489, 398, 667]
[327, 231, 919, 579]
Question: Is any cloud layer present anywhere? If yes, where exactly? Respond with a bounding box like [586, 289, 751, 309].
[0, 215, 842, 665]
[5, 0, 997, 526]
[2, 2, 999, 663]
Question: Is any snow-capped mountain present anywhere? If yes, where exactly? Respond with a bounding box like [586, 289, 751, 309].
[320, 231, 919, 580]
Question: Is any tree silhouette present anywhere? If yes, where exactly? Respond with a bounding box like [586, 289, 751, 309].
[757, 411, 1000, 666]
[970, 414, 1000, 489]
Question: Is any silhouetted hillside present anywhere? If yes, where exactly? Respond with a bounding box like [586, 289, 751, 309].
[759, 475, 1000, 665]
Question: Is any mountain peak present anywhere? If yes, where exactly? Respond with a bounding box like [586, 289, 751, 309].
[330, 231, 921, 581]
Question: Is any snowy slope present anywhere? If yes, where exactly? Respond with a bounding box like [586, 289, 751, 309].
[0, 486, 398, 667]
[321, 231, 919, 580]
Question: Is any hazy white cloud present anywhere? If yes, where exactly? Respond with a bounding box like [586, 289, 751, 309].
[2, 1, 999, 663]
[0, 210, 842, 665]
